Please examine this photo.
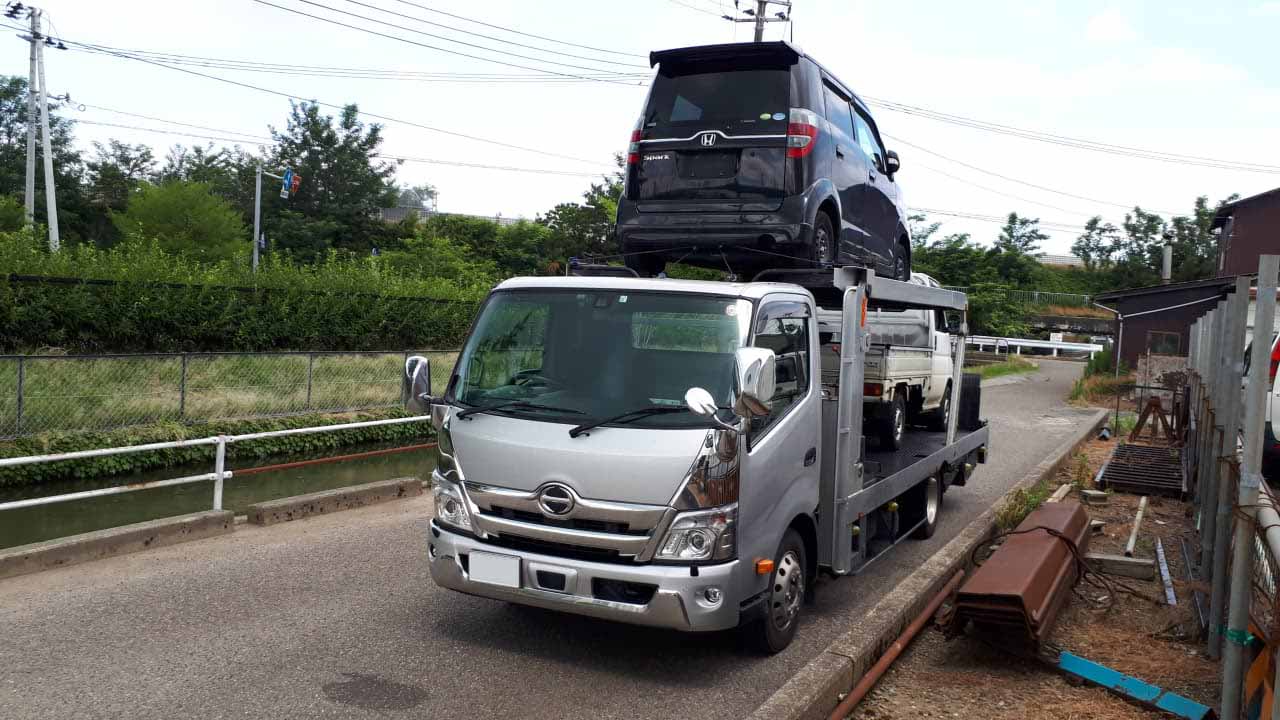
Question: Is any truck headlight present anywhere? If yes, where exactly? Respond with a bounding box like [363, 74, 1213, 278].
[656, 503, 737, 562]
[432, 478, 472, 532]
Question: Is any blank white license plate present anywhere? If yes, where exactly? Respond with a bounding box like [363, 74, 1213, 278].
[469, 551, 521, 588]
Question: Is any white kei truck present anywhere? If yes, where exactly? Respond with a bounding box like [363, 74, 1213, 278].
[404, 266, 989, 652]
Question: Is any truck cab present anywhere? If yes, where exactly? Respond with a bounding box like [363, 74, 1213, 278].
[406, 268, 987, 652]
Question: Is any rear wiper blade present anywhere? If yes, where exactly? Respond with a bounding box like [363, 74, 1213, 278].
[456, 400, 584, 420]
[569, 406, 687, 438]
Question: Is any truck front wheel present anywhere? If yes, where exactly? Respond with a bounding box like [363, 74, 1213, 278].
[750, 529, 807, 654]
[879, 392, 906, 450]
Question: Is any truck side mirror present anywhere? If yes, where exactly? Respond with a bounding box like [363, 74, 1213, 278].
[404, 355, 433, 414]
[733, 346, 776, 418]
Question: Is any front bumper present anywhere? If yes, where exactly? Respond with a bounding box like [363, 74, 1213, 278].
[428, 521, 741, 632]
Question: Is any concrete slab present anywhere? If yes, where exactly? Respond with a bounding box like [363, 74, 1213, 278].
[246, 477, 422, 526]
[0, 510, 234, 581]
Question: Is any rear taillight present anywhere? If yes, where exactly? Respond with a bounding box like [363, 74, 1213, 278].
[627, 129, 642, 165]
[786, 108, 820, 159]
[1269, 339, 1280, 383]
[864, 382, 884, 397]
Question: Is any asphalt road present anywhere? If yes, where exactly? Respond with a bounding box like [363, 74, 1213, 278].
[0, 360, 1098, 720]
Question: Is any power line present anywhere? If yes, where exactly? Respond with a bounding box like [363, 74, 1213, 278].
[913, 207, 1086, 233]
[59, 38, 615, 168]
[252, 0, 644, 84]
[911, 161, 1100, 217]
[885, 133, 1181, 216]
[72, 116, 606, 177]
[335, 0, 646, 68]
[868, 96, 1280, 174]
[381, 0, 646, 58]
[666, 0, 726, 18]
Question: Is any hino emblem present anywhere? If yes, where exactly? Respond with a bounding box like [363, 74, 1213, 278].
[537, 483, 576, 516]
[700, 132, 717, 147]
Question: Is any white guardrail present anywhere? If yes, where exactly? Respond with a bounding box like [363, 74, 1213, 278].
[966, 335, 1104, 357]
[0, 415, 433, 512]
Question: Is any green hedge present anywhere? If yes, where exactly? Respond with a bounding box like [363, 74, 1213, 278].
[0, 230, 483, 352]
[0, 408, 433, 489]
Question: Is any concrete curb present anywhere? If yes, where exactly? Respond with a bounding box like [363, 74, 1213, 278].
[747, 408, 1109, 720]
[246, 476, 422, 526]
[0, 510, 234, 581]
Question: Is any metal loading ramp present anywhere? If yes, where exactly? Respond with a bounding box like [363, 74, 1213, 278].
[1098, 443, 1185, 497]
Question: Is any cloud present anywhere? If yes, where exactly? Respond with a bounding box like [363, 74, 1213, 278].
[1255, 1, 1280, 15]
[1086, 8, 1138, 44]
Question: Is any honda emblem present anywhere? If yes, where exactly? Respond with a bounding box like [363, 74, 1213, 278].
[700, 132, 717, 147]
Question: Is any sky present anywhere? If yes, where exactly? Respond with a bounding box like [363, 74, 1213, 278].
[4, 0, 1279, 255]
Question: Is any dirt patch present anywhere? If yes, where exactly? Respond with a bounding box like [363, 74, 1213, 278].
[847, 440, 1218, 719]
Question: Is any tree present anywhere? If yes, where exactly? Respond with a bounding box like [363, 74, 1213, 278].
[111, 181, 246, 261]
[995, 212, 1048, 255]
[1071, 217, 1122, 270]
[265, 102, 399, 260]
[539, 155, 624, 263]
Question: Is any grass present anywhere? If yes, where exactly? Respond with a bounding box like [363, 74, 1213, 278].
[0, 350, 458, 438]
[995, 473, 1058, 531]
[1069, 373, 1132, 404]
[972, 356, 1039, 380]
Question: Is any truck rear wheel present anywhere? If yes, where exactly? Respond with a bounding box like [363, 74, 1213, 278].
[879, 392, 906, 450]
[750, 529, 807, 654]
[910, 475, 942, 539]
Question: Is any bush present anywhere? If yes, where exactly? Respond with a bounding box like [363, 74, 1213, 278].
[0, 229, 484, 352]
[111, 181, 246, 261]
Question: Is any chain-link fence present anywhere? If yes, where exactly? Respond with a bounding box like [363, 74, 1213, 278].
[0, 350, 458, 439]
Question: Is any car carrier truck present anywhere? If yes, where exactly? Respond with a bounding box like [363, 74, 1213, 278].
[404, 266, 988, 652]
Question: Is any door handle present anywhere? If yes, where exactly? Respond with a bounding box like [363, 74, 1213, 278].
[804, 447, 817, 467]
[835, 146, 845, 159]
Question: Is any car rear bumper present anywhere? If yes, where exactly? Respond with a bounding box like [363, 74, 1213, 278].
[427, 520, 741, 632]
[616, 196, 813, 255]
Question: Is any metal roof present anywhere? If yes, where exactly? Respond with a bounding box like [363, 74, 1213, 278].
[1094, 275, 1244, 301]
[495, 275, 811, 301]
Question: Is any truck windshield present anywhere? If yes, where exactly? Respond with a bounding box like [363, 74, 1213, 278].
[448, 290, 753, 429]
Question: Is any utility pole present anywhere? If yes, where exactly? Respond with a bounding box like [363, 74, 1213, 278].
[722, 0, 791, 42]
[34, 11, 59, 250]
[23, 7, 37, 225]
[252, 163, 301, 273]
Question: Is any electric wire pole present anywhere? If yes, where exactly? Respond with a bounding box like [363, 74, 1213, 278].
[722, 0, 791, 42]
[35, 17, 58, 250]
[23, 7, 37, 225]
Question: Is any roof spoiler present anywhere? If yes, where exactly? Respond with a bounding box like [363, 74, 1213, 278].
[649, 41, 800, 68]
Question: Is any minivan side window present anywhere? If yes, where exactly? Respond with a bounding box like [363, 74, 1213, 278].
[822, 83, 856, 144]
[853, 110, 885, 172]
[750, 302, 812, 441]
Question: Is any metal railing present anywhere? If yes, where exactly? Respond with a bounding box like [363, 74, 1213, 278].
[941, 286, 1094, 308]
[0, 349, 458, 439]
[966, 335, 1104, 357]
[0, 415, 433, 513]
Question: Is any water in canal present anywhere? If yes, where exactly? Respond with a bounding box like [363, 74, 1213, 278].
[0, 443, 438, 550]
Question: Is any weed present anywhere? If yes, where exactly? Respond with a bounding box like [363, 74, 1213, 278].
[996, 476, 1057, 531]
[972, 356, 1038, 380]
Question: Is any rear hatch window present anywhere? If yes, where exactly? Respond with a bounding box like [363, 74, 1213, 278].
[632, 64, 791, 212]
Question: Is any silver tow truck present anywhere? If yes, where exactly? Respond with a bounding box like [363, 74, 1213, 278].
[404, 266, 989, 652]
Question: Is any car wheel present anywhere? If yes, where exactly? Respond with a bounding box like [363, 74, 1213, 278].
[910, 475, 943, 539]
[624, 253, 666, 278]
[928, 383, 952, 432]
[880, 391, 906, 450]
[893, 241, 910, 281]
[749, 529, 807, 654]
[810, 213, 835, 267]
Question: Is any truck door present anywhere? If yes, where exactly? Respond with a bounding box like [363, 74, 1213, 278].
[738, 297, 821, 595]
[929, 310, 952, 405]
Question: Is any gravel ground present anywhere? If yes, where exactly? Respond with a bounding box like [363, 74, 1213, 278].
[0, 361, 1097, 720]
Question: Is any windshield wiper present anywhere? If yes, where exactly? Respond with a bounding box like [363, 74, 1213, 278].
[568, 406, 688, 438]
[456, 400, 584, 420]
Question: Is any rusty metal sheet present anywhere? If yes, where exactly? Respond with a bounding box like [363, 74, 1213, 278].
[955, 501, 1091, 644]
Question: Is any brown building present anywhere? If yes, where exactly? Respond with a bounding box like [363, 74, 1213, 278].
[1216, 187, 1280, 277]
[1095, 276, 1241, 368]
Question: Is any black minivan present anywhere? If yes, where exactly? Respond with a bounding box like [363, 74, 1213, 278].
[615, 42, 910, 280]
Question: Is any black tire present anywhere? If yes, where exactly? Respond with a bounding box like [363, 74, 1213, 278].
[958, 373, 982, 432]
[810, 213, 835, 268]
[624, 253, 665, 278]
[893, 239, 911, 281]
[879, 391, 907, 450]
[928, 383, 952, 432]
[910, 475, 943, 539]
[750, 529, 807, 654]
